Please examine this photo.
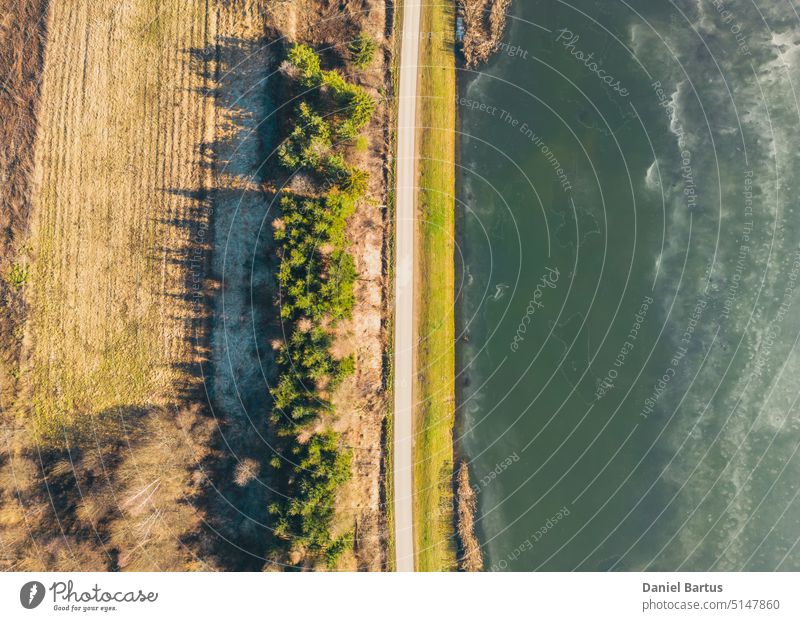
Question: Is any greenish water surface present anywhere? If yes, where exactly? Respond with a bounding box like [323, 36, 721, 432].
[457, 0, 800, 571]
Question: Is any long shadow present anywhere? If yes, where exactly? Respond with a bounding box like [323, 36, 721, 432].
[3, 406, 155, 571]
[167, 34, 285, 571]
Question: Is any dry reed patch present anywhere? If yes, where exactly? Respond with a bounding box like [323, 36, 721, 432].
[456, 461, 483, 571]
[459, 0, 511, 67]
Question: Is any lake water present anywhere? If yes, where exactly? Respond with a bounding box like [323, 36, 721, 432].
[457, 0, 800, 570]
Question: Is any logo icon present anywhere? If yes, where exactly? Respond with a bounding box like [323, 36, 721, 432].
[20, 581, 45, 609]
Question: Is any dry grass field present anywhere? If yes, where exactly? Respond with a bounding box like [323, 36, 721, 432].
[0, 0, 223, 572]
[25, 0, 215, 436]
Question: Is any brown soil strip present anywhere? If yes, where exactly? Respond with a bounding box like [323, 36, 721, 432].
[0, 0, 49, 414]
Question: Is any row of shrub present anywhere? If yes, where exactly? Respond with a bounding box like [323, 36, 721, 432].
[287, 43, 376, 140]
[267, 43, 375, 567]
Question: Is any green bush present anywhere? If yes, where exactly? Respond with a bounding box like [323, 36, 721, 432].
[286, 431, 351, 549]
[273, 193, 357, 323]
[322, 251, 356, 320]
[321, 153, 349, 185]
[354, 134, 369, 152]
[341, 166, 368, 199]
[335, 355, 356, 384]
[288, 43, 322, 87]
[335, 86, 376, 139]
[349, 34, 377, 69]
[6, 262, 28, 288]
[326, 531, 355, 568]
[283, 44, 376, 183]
[278, 102, 332, 170]
[268, 430, 352, 555]
[321, 69, 349, 97]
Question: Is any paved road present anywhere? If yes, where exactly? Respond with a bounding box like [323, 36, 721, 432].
[393, 0, 421, 573]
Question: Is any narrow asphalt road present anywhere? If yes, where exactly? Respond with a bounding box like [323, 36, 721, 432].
[393, 0, 421, 573]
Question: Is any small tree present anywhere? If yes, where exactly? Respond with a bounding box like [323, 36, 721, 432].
[341, 167, 368, 199]
[288, 43, 322, 87]
[325, 531, 354, 568]
[349, 34, 377, 69]
[321, 153, 349, 185]
[335, 355, 356, 385]
[6, 262, 28, 288]
[336, 86, 376, 139]
[277, 102, 332, 170]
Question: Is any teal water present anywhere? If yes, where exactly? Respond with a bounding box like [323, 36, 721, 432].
[457, 0, 800, 570]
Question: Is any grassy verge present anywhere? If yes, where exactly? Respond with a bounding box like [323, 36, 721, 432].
[414, 0, 457, 572]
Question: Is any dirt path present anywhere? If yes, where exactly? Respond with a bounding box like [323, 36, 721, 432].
[393, 0, 421, 573]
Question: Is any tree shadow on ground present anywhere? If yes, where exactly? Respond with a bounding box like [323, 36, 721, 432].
[166, 33, 286, 570]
